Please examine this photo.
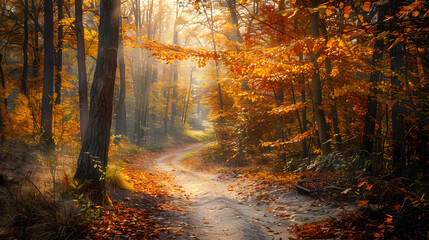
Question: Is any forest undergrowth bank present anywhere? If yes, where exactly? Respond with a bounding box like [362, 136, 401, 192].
[0, 133, 206, 239]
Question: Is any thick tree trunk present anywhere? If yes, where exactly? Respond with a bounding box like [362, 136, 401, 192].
[55, 0, 63, 105]
[74, 0, 120, 202]
[310, 0, 331, 155]
[40, 0, 55, 148]
[21, 0, 28, 94]
[115, 16, 127, 137]
[76, 0, 89, 139]
[362, 5, 387, 157]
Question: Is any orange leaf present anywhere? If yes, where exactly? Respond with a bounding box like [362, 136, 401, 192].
[327, 38, 335, 47]
[393, 204, 401, 211]
[344, 6, 351, 19]
[358, 200, 369, 206]
[363, 1, 371, 12]
[374, 232, 383, 238]
[326, 6, 335, 16]
[358, 181, 366, 188]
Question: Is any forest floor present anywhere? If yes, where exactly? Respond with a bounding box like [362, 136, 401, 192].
[102, 143, 356, 240]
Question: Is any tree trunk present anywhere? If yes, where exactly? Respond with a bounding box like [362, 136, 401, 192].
[170, 62, 177, 133]
[76, 0, 89, 139]
[0, 54, 6, 108]
[362, 5, 387, 157]
[325, 58, 342, 150]
[0, 54, 6, 140]
[164, 63, 172, 136]
[21, 0, 28, 94]
[321, 24, 342, 150]
[183, 67, 194, 124]
[131, 0, 144, 143]
[55, 0, 63, 105]
[310, 0, 331, 155]
[74, 0, 120, 202]
[115, 16, 127, 137]
[40, 0, 55, 148]
[391, 42, 406, 176]
[226, 0, 243, 46]
[169, 3, 179, 134]
[32, 0, 39, 78]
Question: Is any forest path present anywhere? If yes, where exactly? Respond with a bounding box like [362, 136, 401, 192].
[151, 143, 345, 240]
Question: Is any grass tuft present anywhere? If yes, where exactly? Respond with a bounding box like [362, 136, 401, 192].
[105, 166, 135, 191]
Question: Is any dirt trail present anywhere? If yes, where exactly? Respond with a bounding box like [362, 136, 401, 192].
[153, 144, 349, 240]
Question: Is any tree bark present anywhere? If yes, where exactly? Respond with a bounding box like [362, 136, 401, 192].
[55, 0, 63, 105]
[76, 0, 89, 139]
[0, 54, 6, 108]
[0, 54, 6, 140]
[391, 42, 406, 176]
[325, 57, 342, 150]
[75, 0, 89, 139]
[21, 0, 28, 94]
[362, 5, 387, 157]
[40, 0, 55, 148]
[226, 0, 243, 46]
[115, 16, 127, 137]
[170, 62, 178, 133]
[183, 67, 194, 124]
[164, 63, 173, 136]
[74, 0, 120, 202]
[310, 0, 331, 155]
[32, 0, 39, 78]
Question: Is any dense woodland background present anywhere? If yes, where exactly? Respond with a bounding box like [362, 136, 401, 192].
[0, 0, 428, 238]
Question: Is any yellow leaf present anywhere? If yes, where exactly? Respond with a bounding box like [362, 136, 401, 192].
[358, 14, 364, 23]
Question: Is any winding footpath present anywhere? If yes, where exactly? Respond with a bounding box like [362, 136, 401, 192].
[152, 143, 348, 240]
